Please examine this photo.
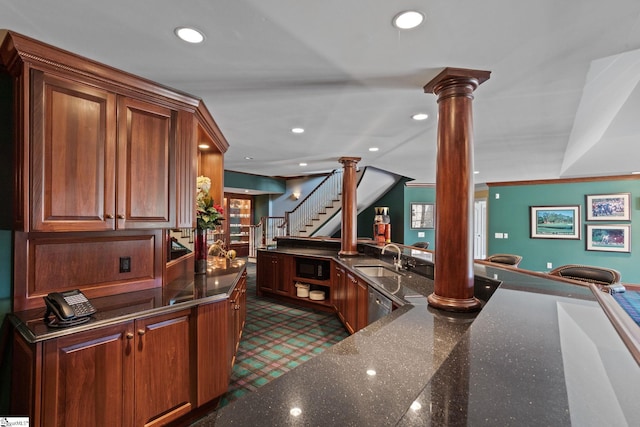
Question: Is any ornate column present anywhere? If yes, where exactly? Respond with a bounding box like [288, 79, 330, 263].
[338, 157, 361, 257]
[424, 67, 490, 312]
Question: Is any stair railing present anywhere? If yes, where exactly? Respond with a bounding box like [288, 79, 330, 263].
[285, 169, 342, 236]
[249, 216, 286, 258]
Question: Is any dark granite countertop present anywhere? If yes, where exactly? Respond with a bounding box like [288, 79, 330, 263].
[215, 246, 640, 426]
[9, 257, 247, 343]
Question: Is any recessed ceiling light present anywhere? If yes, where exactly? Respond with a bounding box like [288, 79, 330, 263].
[174, 27, 205, 44]
[369, 147, 379, 152]
[474, 171, 480, 174]
[392, 11, 425, 30]
[299, 162, 308, 167]
[198, 143, 210, 149]
[291, 127, 305, 134]
[245, 156, 253, 160]
[411, 113, 429, 121]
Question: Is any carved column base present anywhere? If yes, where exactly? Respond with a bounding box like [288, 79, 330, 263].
[427, 292, 481, 312]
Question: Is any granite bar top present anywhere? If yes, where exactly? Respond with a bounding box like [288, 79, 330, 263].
[215, 246, 640, 426]
[9, 257, 246, 343]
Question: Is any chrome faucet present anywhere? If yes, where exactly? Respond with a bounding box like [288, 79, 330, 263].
[381, 243, 403, 271]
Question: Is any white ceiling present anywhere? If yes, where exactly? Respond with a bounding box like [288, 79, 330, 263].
[2, 0, 640, 184]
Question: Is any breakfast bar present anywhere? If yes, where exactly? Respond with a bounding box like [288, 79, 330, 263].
[214, 239, 640, 426]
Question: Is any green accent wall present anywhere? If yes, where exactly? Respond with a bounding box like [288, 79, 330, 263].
[403, 185, 436, 248]
[254, 194, 270, 221]
[488, 178, 640, 283]
[356, 179, 408, 242]
[224, 170, 285, 194]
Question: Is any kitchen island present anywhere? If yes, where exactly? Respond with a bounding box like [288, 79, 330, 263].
[214, 239, 640, 426]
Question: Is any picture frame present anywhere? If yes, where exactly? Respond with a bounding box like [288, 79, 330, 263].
[410, 203, 435, 229]
[585, 193, 631, 221]
[586, 224, 631, 252]
[530, 205, 581, 239]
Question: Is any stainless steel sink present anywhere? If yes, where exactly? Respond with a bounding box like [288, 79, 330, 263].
[354, 265, 402, 278]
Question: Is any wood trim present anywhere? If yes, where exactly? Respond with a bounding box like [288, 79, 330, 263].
[487, 174, 640, 187]
[14, 230, 164, 311]
[590, 284, 640, 366]
[5, 30, 199, 109]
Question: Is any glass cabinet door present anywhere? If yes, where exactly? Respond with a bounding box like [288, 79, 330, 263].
[228, 197, 251, 244]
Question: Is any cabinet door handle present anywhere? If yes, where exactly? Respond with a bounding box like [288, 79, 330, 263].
[126, 332, 134, 340]
[105, 213, 114, 219]
[137, 329, 145, 336]
[118, 214, 125, 219]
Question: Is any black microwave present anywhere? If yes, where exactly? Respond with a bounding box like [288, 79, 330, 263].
[295, 257, 330, 280]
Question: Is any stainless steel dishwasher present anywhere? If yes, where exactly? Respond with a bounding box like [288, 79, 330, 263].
[368, 286, 392, 325]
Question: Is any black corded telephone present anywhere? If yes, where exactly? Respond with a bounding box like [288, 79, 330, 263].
[43, 289, 97, 328]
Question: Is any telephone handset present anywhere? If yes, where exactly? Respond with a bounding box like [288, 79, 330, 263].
[43, 289, 97, 328]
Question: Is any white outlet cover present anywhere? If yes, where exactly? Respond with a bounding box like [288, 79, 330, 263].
[418, 231, 425, 238]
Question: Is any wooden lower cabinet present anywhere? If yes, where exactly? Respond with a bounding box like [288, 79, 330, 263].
[40, 322, 134, 427]
[38, 309, 194, 427]
[133, 310, 194, 427]
[196, 300, 230, 406]
[344, 272, 369, 334]
[256, 251, 291, 296]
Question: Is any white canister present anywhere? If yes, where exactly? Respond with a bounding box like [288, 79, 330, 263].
[295, 282, 310, 298]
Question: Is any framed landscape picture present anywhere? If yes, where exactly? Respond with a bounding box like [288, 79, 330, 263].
[530, 206, 581, 239]
[411, 203, 435, 229]
[586, 193, 630, 221]
[586, 224, 631, 252]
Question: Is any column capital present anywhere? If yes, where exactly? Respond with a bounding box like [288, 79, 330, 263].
[423, 67, 491, 96]
[338, 156, 361, 167]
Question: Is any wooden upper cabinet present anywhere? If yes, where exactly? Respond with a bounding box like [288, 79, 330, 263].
[117, 96, 176, 229]
[30, 71, 178, 231]
[30, 69, 117, 231]
[2, 31, 229, 233]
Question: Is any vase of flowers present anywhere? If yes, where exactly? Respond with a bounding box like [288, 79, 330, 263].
[195, 176, 224, 274]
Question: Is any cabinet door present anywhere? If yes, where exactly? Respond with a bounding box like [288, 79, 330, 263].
[117, 96, 176, 229]
[274, 254, 292, 296]
[354, 278, 369, 333]
[344, 273, 369, 334]
[196, 300, 230, 406]
[256, 251, 272, 295]
[345, 273, 358, 334]
[256, 252, 276, 294]
[30, 70, 117, 231]
[134, 309, 194, 426]
[42, 322, 134, 427]
[333, 265, 346, 323]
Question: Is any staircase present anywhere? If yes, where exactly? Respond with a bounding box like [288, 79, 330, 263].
[286, 169, 345, 237]
[285, 167, 402, 238]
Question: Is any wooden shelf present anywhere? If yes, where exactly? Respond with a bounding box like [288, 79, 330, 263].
[292, 276, 332, 287]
